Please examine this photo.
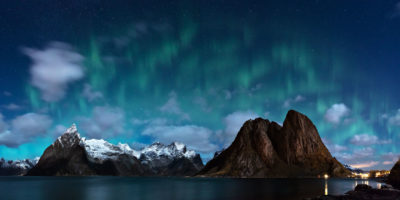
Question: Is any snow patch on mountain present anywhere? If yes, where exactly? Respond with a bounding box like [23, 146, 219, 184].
[52, 124, 199, 164]
[55, 123, 81, 148]
[80, 138, 140, 163]
[0, 157, 39, 175]
[0, 158, 39, 169]
[140, 142, 197, 160]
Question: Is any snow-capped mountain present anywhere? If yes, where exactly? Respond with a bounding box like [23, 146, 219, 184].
[0, 158, 39, 176]
[138, 142, 203, 175]
[27, 124, 203, 176]
[344, 164, 365, 173]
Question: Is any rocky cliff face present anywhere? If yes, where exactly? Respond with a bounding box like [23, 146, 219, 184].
[387, 160, 400, 187]
[197, 110, 350, 178]
[27, 124, 203, 176]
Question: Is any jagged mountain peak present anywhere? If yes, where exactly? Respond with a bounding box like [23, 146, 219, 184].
[141, 141, 196, 159]
[285, 109, 306, 119]
[198, 110, 350, 178]
[54, 123, 81, 148]
[80, 138, 141, 164]
[172, 142, 186, 151]
[65, 123, 78, 135]
[28, 125, 204, 176]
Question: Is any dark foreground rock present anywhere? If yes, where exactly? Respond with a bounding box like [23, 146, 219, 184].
[388, 160, 400, 188]
[307, 184, 400, 200]
[197, 110, 350, 178]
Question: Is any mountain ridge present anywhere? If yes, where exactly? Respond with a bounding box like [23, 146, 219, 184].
[197, 110, 350, 178]
[27, 124, 203, 176]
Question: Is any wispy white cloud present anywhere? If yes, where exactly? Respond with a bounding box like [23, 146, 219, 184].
[324, 103, 350, 125]
[381, 152, 399, 166]
[3, 91, 11, 97]
[0, 114, 7, 133]
[350, 161, 379, 169]
[283, 95, 305, 108]
[388, 109, 400, 126]
[2, 103, 23, 111]
[131, 118, 169, 126]
[350, 134, 378, 146]
[0, 113, 52, 147]
[22, 42, 85, 102]
[160, 91, 190, 120]
[82, 84, 103, 102]
[193, 96, 212, 112]
[78, 106, 125, 139]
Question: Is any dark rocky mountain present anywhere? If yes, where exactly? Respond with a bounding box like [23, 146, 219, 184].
[0, 158, 38, 176]
[387, 160, 400, 187]
[27, 124, 203, 176]
[197, 110, 350, 178]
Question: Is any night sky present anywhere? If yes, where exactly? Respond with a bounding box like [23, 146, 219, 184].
[1, 0, 400, 170]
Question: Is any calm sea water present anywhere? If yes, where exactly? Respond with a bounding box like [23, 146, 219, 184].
[0, 177, 382, 200]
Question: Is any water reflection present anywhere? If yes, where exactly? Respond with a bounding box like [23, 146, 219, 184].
[324, 179, 328, 195]
[0, 177, 383, 200]
[352, 179, 372, 190]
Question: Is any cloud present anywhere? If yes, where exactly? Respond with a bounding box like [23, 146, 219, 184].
[193, 96, 212, 112]
[3, 91, 11, 97]
[383, 161, 396, 165]
[350, 134, 378, 146]
[390, 2, 400, 18]
[22, 42, 85, 102]
[2, 103, 23, 111]
[131, 118, 168, 126]
[53, 125, 68, 138]
[142, 124, 218, 153]
[329, 144, 348, 155]
[335, 147, 375, 163]
[382, 152, 399, 161]
[350, 161, 379, 169]
[78, 106, 125, 139]
[283, 95, 305, 108]
[131, 142, 148, 150]
[0, 113, 52, 147]
[224, 90, 232, 100]
[323, 139, 348, 158]
[160, 91, 190, 120]
[381, 152, 399, 166]
[0, 114, 7, 133]
[333, 147, 378, 169]
[82, 84, 103, 102]
[388, 109, 400, 126]
[353, 147, 375, 158]
[324, 103, 350, 125]
[218, 110, 259, 146]
[349, 134, 391, 146]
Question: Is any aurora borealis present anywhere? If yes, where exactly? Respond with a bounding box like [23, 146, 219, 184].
[1, 0, 400, 170]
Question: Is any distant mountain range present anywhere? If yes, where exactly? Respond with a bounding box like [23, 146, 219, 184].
[197, 110, 350, 178]
[0, 158, 38, 176]
[26, 124, 203, 176]
[1, 110, 359, 178]
[343, 164, 365, 174]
